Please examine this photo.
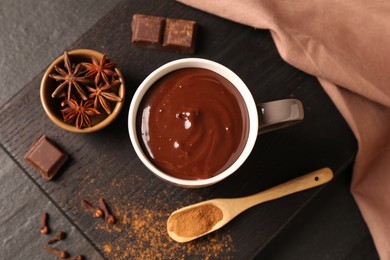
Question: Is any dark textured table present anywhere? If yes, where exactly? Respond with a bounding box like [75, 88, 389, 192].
[0, 0, 379, 259]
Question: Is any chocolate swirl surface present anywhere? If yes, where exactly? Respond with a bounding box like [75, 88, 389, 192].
[137, 68, 249, 180]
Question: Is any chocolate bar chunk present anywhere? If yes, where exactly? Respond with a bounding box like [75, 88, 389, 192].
[131, 13, 197, 54]
[24, 135, 68, 180]
[131, 14, 165, 48]
[163, 18, 197, 54]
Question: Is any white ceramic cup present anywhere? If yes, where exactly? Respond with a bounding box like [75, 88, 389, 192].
[128, 58, 304, 188]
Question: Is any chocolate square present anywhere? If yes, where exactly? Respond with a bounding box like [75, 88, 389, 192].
[131, 14, 165, 48]
[163, 18, 197, 54]
[24, 135, 68, 180]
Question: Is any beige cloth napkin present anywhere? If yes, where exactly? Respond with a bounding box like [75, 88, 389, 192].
[178, 0, 390, 258]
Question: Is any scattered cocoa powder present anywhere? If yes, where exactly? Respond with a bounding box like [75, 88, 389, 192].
[103, 244, 113, 254]
[168, 204, 223, 238]
[95, 195, 235, 259]
[78, 171, 236, 259]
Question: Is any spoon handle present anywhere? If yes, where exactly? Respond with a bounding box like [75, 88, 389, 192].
[231, 167, 333, 216]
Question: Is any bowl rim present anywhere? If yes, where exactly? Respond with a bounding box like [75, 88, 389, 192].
[40, 49, 125, 133]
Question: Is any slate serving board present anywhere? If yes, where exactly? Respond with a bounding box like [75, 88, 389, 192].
[0, 0, 357, 258]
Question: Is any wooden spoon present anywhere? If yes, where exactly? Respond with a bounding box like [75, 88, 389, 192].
[167, 167, 333, 243]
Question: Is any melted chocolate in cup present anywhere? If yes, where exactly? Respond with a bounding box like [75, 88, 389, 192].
[137, 68, 249, 180]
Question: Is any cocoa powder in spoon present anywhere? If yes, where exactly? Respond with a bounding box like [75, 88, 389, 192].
[168, 204, 223, 238]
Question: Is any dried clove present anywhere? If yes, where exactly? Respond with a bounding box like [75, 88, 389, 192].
[40, 212, 50, 235]
[45, 245, 69, 259]
[81, 199, 103, 218]
[48, 231, 66, 244]
[99, 198, 115, 224]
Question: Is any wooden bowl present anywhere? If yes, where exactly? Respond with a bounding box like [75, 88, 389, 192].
[40, 49, 125, 133]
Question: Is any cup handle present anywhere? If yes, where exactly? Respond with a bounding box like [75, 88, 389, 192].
[257, 99, 304, 134]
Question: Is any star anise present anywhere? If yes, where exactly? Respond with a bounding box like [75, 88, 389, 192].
[49, 51, 90, 100]
[86, 79, 122, 114]
[82, 54, 117, 85]
[61, 99, 100, 129]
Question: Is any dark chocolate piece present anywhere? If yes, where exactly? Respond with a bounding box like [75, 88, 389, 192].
[163, 18, 197, 54]
[131, 14, 197, 54]
[24, 135, 68, 180]
[131, 14, 165, 48]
